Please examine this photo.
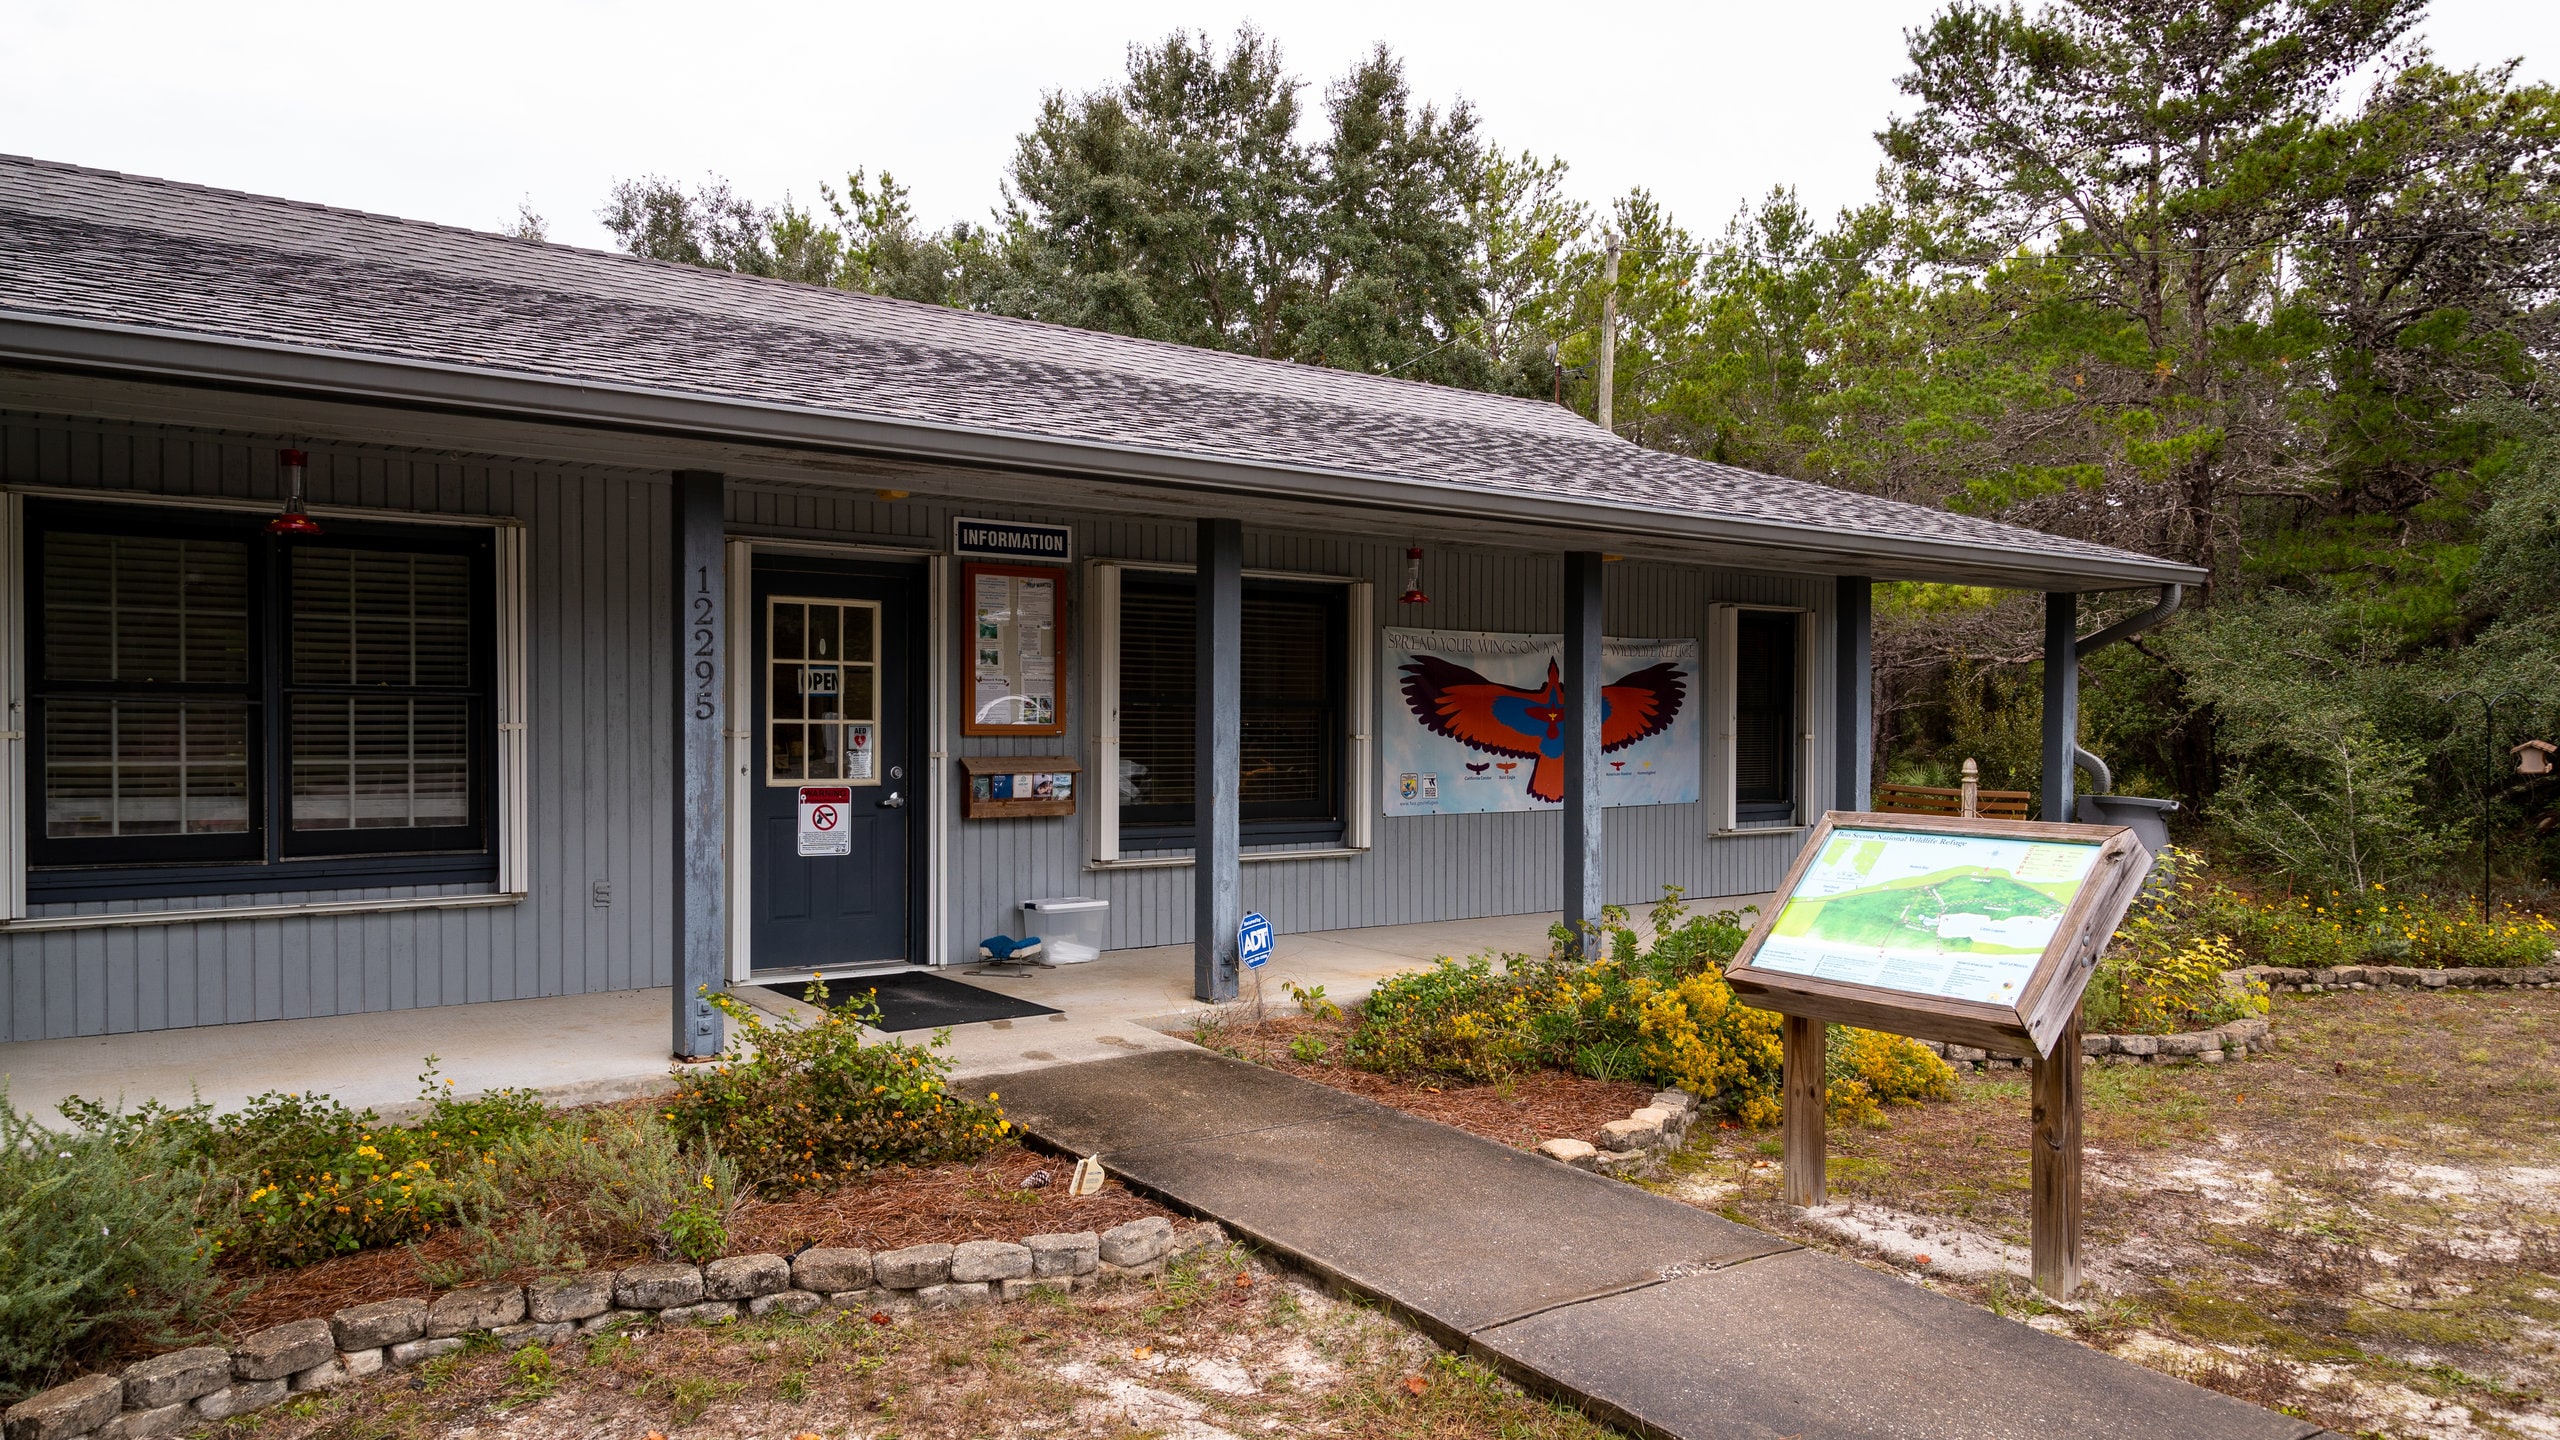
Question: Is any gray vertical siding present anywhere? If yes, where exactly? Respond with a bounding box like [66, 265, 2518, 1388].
[0, 411, 673, 1041]
[0, 410, 1836, 1041]
[731, 484, 1832, 965]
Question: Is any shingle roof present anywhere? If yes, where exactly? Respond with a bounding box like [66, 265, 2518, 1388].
[0, 155, 2198, 587]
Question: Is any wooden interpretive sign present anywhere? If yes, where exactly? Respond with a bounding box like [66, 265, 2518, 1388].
[1724, 810, 2153, 1298]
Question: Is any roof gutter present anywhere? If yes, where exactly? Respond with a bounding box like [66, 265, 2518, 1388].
[0, 312, 2207, 592]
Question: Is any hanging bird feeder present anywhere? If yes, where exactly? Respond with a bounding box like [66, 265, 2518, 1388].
[2516, 739, 2556, 777]
[267, 448, 323, 537]
[1398, 545, 1428, 605]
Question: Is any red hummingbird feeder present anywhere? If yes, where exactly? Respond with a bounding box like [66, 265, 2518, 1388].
[267, 449, 323, 537]
[1398, 545, 1428, 605]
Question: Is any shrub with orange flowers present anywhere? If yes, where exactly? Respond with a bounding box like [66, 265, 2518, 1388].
[666, 983, 1011, 1192]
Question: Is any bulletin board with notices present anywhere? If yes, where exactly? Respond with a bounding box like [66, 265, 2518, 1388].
[963, 562, 1067, 738]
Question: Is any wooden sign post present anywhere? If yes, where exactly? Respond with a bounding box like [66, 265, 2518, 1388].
[1726, 811, 2152, 1300]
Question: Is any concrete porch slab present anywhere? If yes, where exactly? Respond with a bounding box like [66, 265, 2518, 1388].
[917, 911, 1573, 1082]
[0, 987, 689, 1123]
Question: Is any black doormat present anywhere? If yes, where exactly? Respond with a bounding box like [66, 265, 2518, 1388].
[762, 971, 1061, 1032]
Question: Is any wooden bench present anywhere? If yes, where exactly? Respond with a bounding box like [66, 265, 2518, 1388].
[1873, 762, 2033, 821]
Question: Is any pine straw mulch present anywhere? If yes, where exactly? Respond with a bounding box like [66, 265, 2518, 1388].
[1195, 1012, 1654, 1151]
[211, 1141, 1170, 1337]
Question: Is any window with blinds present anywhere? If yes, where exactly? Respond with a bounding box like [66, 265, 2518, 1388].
[1118, 575, 1346, 845]
[38, 533, 254, 845]
[27, 503, 492, 888]
[288, 548, 476, 833]
[1734, 609, 1797, 823]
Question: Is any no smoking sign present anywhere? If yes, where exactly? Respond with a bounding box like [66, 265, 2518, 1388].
[797, 786, 852, 857]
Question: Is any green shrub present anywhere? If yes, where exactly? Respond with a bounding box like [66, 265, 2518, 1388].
[0, 1091, 221, 1401]
[1346, 889, 1952, 1129]
[1343, 956, 1533, 1081]
[670, 984, 1011, 1191]
[2080, 850, 2272, 1034]
[438, 1107, 740, 1273]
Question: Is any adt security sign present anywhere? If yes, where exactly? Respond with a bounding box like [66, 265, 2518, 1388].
[797, 786, 852, 857]
[1238, 912, 1275, 969]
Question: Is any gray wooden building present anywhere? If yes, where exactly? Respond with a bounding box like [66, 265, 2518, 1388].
[0, 156, 2202, 1048]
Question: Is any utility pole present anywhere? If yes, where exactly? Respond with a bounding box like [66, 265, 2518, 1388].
[1596, 232, 1620, 434]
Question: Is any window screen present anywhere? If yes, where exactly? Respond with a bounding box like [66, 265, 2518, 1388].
[1118, 576, 1345, 844]
[1734, 610, 1796, 822]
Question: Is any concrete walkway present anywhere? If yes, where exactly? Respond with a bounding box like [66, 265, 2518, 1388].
[975, 1048, 2336, 1440]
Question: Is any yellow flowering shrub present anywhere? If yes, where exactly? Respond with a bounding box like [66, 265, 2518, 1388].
[1823, 1025, 1958, 1126]
[1351, 888, 1957, 1129]
[669, 982, 1011, 1192]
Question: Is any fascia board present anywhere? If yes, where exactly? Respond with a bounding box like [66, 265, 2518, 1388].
[0, 311, 2207, 593]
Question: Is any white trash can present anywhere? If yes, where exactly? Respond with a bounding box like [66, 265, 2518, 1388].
[1020, 896, 1109, 965]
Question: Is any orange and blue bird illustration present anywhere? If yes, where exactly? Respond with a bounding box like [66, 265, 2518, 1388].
[1398, 656, 1687, 803]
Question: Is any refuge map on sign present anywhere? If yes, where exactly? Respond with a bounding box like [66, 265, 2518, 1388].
[1751, 828, 2102, 1006]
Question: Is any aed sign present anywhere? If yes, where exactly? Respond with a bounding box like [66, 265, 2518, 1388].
[1239, 912, 1275, 969]
[953, 516, 1072, 565]
[797, 786, 852, 857]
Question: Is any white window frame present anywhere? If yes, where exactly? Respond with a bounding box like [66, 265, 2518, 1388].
[0, 485, 528, 929]
[1085, 558, 1373, 868]
[1707, 601, 1822, 835]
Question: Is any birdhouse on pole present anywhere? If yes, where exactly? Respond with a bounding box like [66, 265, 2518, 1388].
[2516, 739, 2556, 776]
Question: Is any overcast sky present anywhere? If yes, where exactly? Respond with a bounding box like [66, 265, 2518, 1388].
[8, 1, 2556, 255]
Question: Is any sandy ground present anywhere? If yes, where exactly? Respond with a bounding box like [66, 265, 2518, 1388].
[215, 1243, 1613, 1440]
[1667, 986, 2560, 1439]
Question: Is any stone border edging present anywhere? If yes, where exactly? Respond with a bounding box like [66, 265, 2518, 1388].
[1533, 1087, 1697, 1175]
[2235, 962, 2560, 994]
[2, 1218, 1227, 1440]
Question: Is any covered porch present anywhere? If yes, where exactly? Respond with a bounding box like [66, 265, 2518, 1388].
[0, 912, 1597, 1121]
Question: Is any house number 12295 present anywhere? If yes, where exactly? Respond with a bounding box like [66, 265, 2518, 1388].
[692, 565, 718, 721]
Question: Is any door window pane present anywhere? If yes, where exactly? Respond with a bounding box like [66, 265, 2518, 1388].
[767, 598, 879, 783]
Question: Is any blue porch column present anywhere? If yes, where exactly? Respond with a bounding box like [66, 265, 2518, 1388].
[1194, 518, 1243, 1003]
[1835, 576, 1873, 811]
[673, 471, 727, 1059]
[2040, 591, 2079, 823]
[1563, 551, 1606, 953]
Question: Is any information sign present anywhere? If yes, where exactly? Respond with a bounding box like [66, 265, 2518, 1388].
[1726, 812, 2149, 1058]
[1239, 912, 1274, 969]
[796, 786, 852, 857]
[1723, 809, 2155, 1302]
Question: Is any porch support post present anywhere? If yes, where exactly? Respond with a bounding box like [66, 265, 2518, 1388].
[2040, 591, 2079, 824]
[1563, 550, 1605, 955]
[1834, 576, 1872, 812]
[673, 471, 727, 1059]
[1193, 518, 1243, 1003]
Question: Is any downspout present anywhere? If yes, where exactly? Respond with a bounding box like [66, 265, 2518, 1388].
[2069, 584, 2182, 794]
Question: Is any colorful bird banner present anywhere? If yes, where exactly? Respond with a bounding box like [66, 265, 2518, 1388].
[1381, 628, 1700, 816]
